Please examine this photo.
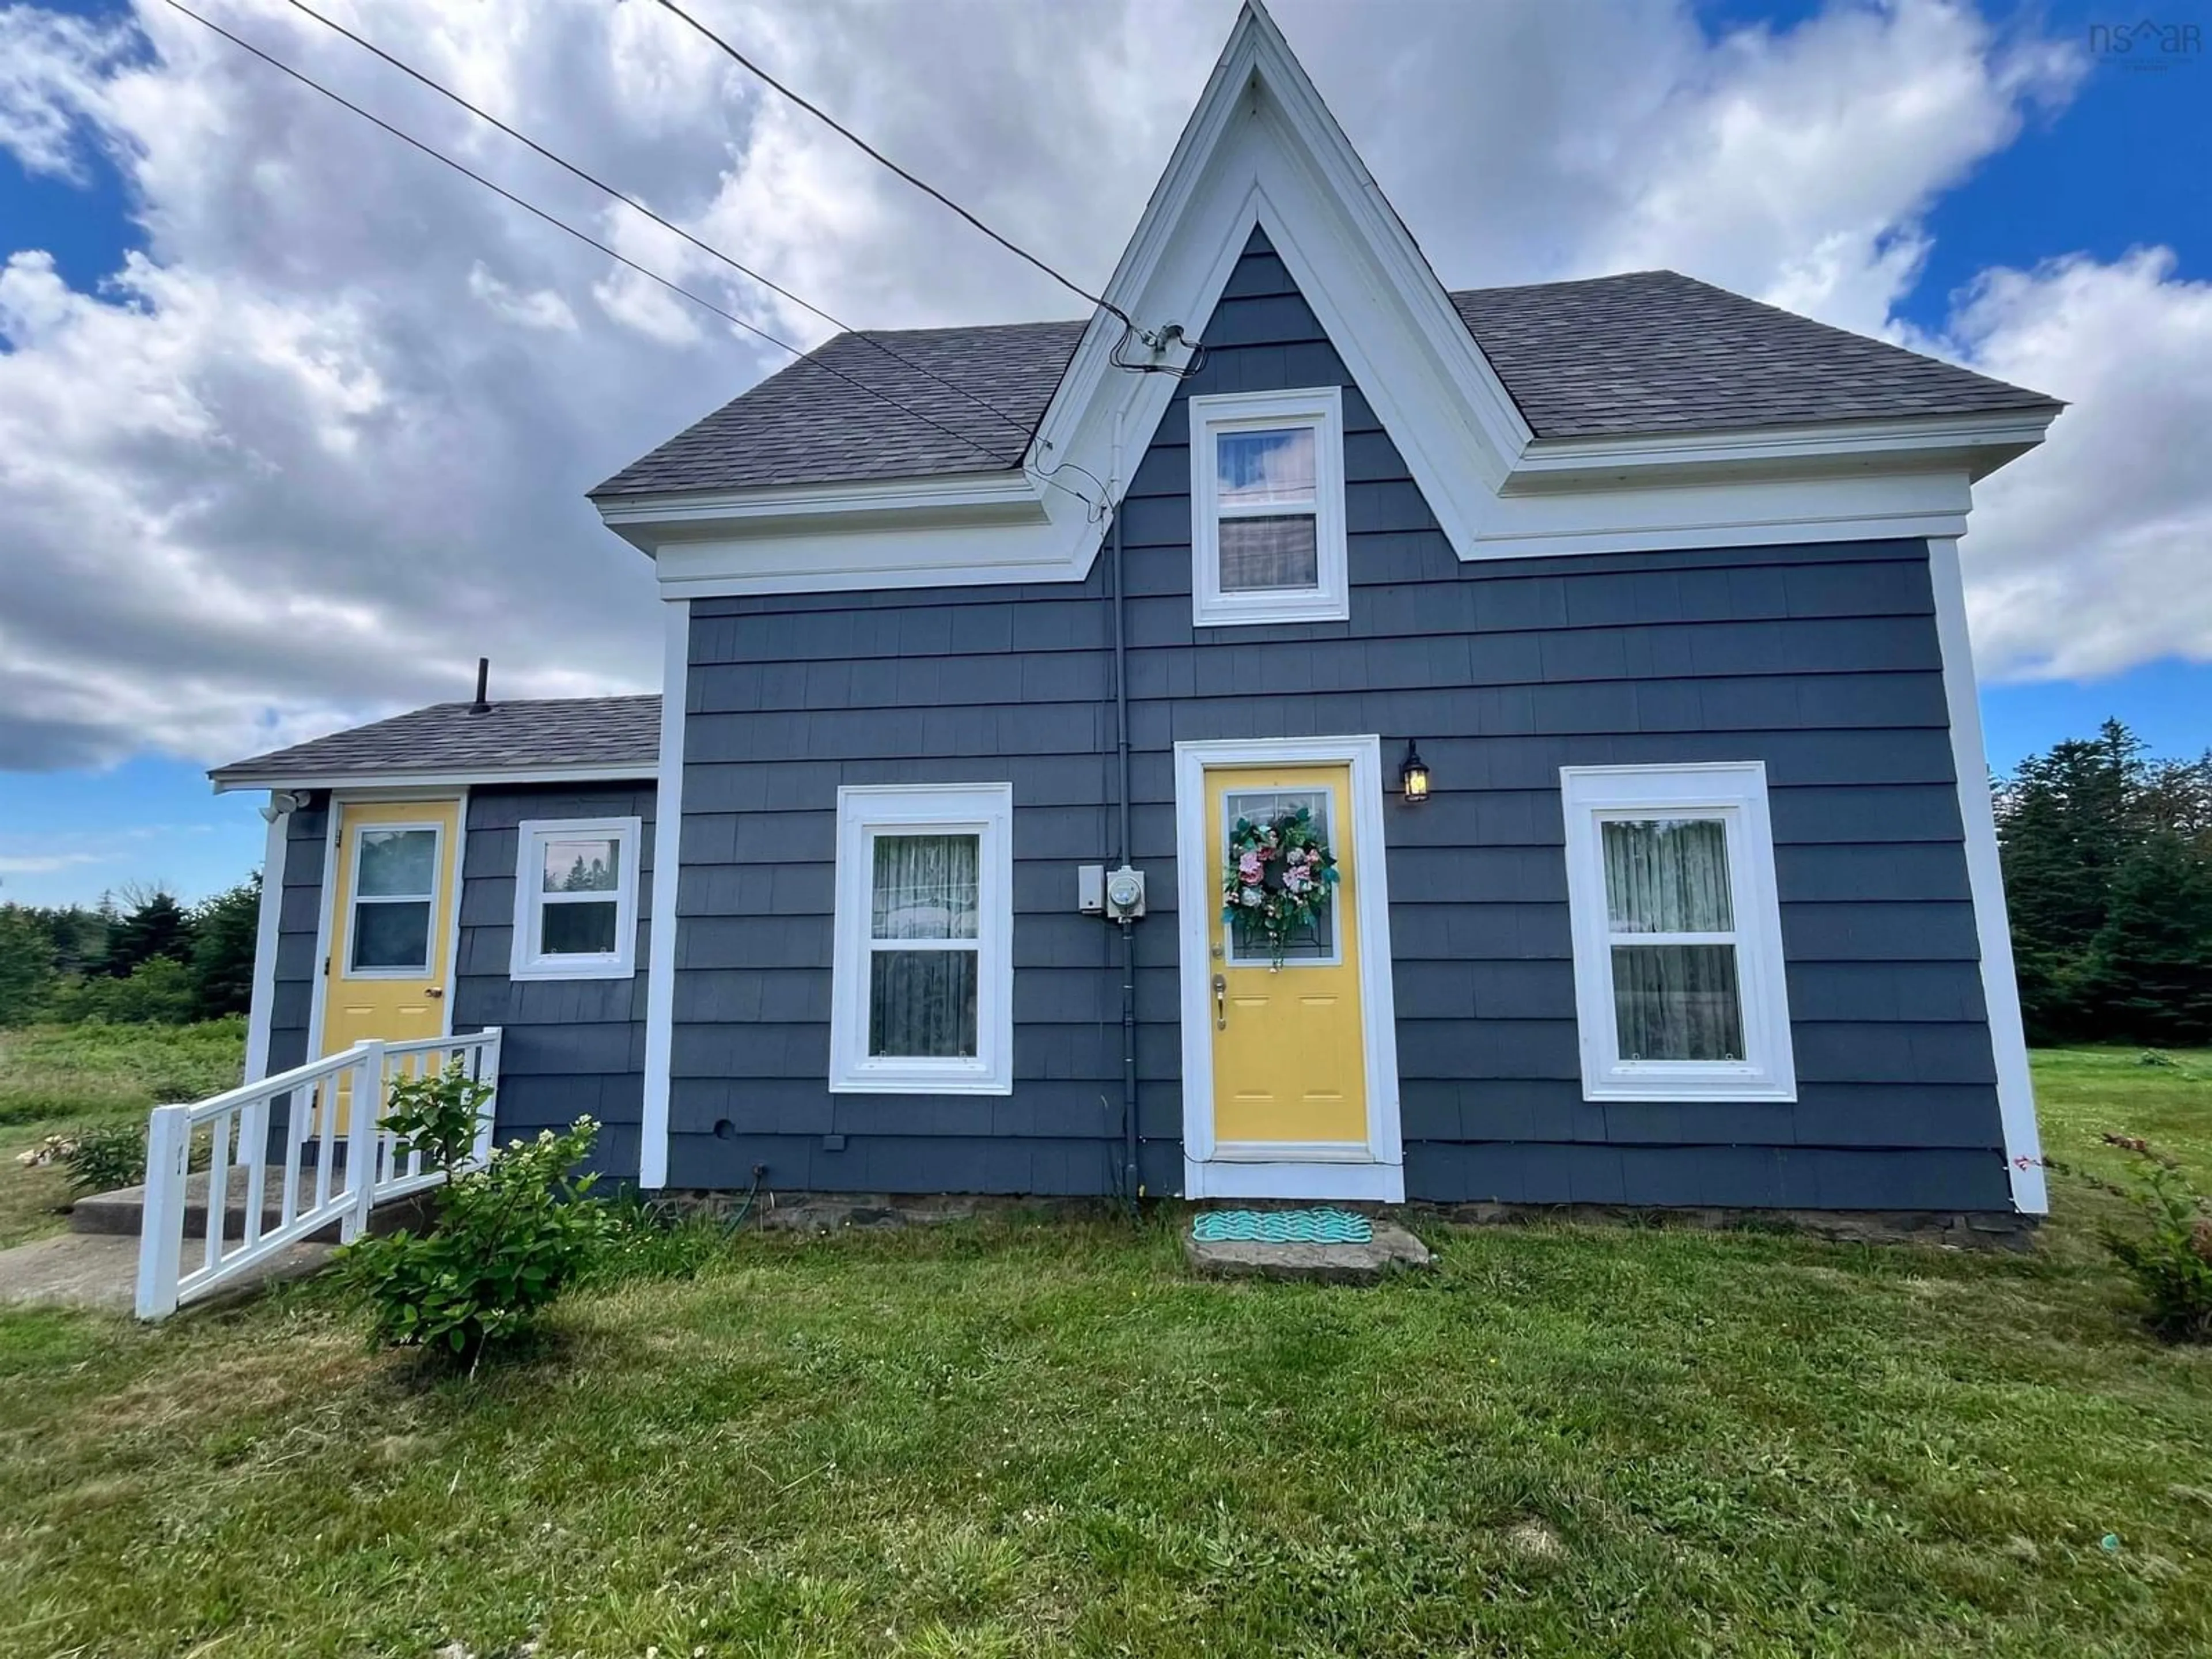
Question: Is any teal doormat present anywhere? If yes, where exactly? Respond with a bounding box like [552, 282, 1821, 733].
[1191, 1208, 1373, 1245]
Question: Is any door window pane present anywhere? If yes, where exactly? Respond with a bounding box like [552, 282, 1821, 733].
[869, 951, 978, 1058]
[351, 900, 431, 971]
[1218, 516, 1320, 592]
[1612, 944, 1745, 1060]
[1224, 787, 1336, 964]
[1217, 426, 1316, 505]
[872, 834, 979, 940]
[357, 828, 437, 897]
[542, 836, 620, 893]
[1601, 819, 1733, 933]
[541, 900, 619, 956]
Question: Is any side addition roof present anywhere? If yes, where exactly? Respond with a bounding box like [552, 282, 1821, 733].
[210, 695, 662, 790]
[590, 272, 2059, 499]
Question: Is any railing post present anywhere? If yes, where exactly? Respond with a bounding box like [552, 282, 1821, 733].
[135, 1104, 192, 1321]
[342, 1040, 384, 1243]
[471, 1027, 502, 1169]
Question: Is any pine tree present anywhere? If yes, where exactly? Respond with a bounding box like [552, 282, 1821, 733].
[2079, 832, 2212, 1044]
[190, 876, 262, 1020]
[105, 888, 194, 978]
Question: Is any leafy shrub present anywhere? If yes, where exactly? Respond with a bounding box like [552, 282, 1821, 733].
[63, 1120, 149, 1195]
[2089, 1135, 2212, 1343]
[339, 1068, 615, 1365]
[16, 1123, 150, 1195]
[41, 957, 198, 1025]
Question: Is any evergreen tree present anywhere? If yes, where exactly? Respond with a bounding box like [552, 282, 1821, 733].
[105, 887, 194, 978]
[1997, 719, 2212, 1045]
[2078, 832, 2212, 1045]
[190, 876, 262, 1020]
[0, 905, 55, 1026]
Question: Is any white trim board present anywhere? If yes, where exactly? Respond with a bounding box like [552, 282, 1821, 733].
[637, 599, 688, 1189]
[214, 761, 655, 795]
[1558, 762, 1797, 1103]
[827, 782, 1017, 1097]
[1173, 733, 1404, 1202]
[243, 806, 289, 1083]
[509, 816, 643, 983]
[1928, 536, 2047, 1215]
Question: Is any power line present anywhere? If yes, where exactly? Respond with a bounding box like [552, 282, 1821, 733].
[279, 0, 1041, 446]
[644, 0, 1139, 332]
[156, 0, 1032, 478]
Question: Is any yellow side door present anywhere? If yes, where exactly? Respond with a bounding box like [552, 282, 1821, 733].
[319, 799, 461, 1128]
[1206, 763, 1368, 1148]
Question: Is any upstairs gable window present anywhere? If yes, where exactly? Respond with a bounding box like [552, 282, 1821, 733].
[1189, 387, 1349, 627]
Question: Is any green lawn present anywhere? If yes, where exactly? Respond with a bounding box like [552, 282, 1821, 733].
[0, 1042, 2206, 1657]
[0, 1020, 246, 1248]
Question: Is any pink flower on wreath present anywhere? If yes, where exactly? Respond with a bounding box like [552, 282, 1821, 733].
[1237, 850, 1264, 881]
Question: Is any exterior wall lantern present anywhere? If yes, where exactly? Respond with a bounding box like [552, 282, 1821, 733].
[1399, 739, 1431, 804]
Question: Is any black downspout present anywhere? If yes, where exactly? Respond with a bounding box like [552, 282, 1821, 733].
[1110, 502, 1141, 1214]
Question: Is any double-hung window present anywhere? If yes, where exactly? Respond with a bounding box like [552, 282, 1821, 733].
[1188, 387, 1349, 627]
[830, 783, 1014, 1094]
[1559, 763, 1795, 1101]
[510, 817, 642, 980]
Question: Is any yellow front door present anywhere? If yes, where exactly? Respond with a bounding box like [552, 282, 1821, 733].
[318, 800, 461, 1127]
[1206, 763, 1368, 1149]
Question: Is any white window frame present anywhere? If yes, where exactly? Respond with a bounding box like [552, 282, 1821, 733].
[1188, 386, 1349, 628]
[509, 816, 643, 982]
[830, 783, 1014, 1096]
[344, 820, 444, 980]
[1559, 763, 1796, 1103]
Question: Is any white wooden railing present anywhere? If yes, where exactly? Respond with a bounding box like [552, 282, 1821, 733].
[134, 1028, 502, 1321]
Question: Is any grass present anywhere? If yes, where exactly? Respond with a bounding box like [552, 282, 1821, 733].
[0, 1041, 2205, 1656]
[0, 1020, 245, 1248]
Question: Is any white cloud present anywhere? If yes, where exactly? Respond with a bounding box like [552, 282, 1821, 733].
[1938, 247, 2212, 681]
[0, 0, 2196, 779]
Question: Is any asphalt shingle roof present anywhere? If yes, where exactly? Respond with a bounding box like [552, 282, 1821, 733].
[1448, 271, 2059, 438]
[210, 695, 661, 786]
[590, 271, 2057, 499]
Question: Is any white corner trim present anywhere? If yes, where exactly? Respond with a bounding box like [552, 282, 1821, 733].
[303, 801, 342, 1062]
[1558, 762, 1797, 1103]
[243, 805, 289, 1083]
[1173, 734, 1403, 1202]
[638, 600, 688, 1188]
[508, 816, 643, 982]
[1927, 536, 2047, 1215]
[1188, 385, 1349, 626]
[827, 782, 1016, 1096]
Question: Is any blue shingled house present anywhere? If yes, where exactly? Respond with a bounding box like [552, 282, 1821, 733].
[210, 3, 2059, 1225]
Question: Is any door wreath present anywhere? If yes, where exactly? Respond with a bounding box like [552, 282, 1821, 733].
[1221, 804, 1340, 969]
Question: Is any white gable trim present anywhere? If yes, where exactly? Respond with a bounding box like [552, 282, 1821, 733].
[597, 0, 2053, 599]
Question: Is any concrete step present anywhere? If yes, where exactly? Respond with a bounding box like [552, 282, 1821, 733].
[73, 1166, 320, 1240]
[0, 1232, 336, 1316]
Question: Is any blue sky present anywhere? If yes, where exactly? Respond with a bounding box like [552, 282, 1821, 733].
[0, 0, 2206, 909]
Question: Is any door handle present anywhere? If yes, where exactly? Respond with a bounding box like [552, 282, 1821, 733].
[1213, 974, 1226, 1031]
[425, 987, 444, 999]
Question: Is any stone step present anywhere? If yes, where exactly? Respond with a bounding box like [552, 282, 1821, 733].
[0, 1232, 337, 1316]
[1183, 1209, 1434, 1284]
[73, 1166, 324, 1240]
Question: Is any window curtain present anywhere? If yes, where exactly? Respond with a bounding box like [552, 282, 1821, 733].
[1218, 517, 1319, 591]
[1601, 818, 1743, 1060]
[868, 834, 980, 1058]
[1600, 819, 1733, 933]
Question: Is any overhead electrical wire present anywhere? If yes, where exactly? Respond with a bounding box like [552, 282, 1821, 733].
[279, 0, 1051, 447]
[639, 0, 1206, 380]
[643, 0, 1131, 327]
[157, 0, 1041, 481]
